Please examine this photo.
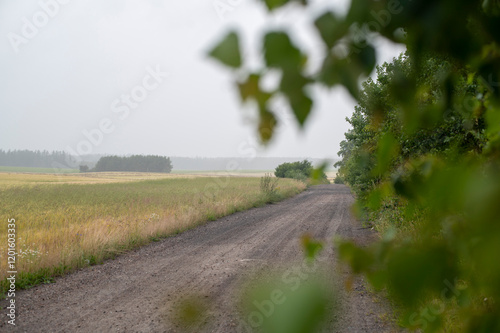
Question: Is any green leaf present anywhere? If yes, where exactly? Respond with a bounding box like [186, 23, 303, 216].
[263, 0, 289, 10]
[280, 70, 310, 94]
[345, 0, 372, 23]
[314, 12, 347, 49]
[208, 31, 242, 68]
[172, 294, 209, 329]
[279, 70, 312, 126]
[318, 42, 375, 94]
[242, 278, 333, 333]
[337, 63, 360, 99]
[263, 31, 304, 70]
[288, 93, 313, 126]
[301, 234, 323, 260]
[238, 74, 261, 102]
[262, 0, 307, 11]
[357, 44, 376, 75]
[386, 244, 457, 307]
[337, 241, 374, 274]
[486, 106, 500, 136]
[317, 54, 340, 87]
[482, 0, 500, 16]
[366, 270, 388, 291]
[259, 109, 278, 143]
[237, 73, 272, 108]
[262, 282, 330, 333]
[374, 132, 399, 176]
[310, 162, 329, 184]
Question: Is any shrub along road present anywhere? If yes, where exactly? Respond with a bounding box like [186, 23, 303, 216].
[2, 185, 399, 332]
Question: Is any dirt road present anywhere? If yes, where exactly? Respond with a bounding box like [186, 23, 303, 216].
[2, 185, 397, 332]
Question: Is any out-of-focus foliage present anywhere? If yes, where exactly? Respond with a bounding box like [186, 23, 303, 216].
[208, 31, 241, 69]
[171, 294, 209, 332]
[209, 0, 500, 331]
[301, 234, 324, 261]
[239, 275, 334, 333]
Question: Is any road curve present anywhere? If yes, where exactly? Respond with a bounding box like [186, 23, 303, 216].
[2, 185, 397, 332]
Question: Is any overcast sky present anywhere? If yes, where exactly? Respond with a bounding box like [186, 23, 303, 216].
[0, 0, 404, 160]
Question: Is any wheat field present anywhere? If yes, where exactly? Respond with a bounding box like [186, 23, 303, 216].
[0, 172, 305, 290]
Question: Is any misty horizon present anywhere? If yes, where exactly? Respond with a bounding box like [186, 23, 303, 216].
[0, 0, 403, 161]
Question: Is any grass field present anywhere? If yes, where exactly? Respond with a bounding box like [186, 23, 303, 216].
[0, 172, 306, 292]
[172, 170, 274, 177]
[0, 171, 197, 188]
[0, 170, 272, 189]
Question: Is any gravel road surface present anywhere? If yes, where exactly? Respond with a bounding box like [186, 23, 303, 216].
[2, 185, 398, 332]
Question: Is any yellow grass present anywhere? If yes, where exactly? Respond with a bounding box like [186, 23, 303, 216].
[0, 171, 275, 189]
[0, 173, 305, 288]
[0, 171, 196, 188]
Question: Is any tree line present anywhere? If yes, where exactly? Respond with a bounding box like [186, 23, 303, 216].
[82, 155, 173, 173]
[0, 149, 75, 169]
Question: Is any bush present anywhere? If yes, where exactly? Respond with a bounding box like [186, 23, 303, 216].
[284, 169, 308, 182]
[275, 160, 329, 183]
[333, 175, 344, 184]
[275, 160, 312, 178]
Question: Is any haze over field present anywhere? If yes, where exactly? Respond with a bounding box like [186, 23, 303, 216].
[0, 0, 403, 160]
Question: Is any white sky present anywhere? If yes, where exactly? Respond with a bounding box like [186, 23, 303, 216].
[0, 0, 404, 159]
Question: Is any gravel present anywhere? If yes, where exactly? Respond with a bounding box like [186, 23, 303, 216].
[1, 185, 400, 332]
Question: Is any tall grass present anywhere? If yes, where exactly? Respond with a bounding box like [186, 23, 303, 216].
[0, 176, 305, 292]
[260, 173, 280, 202]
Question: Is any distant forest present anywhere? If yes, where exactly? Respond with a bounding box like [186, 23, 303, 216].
[0, 149, 75, 168]
[0, 150, 172, 173]
[170, 157, 337, 171]
[88, 155, 172, 173]
[0, 149, 337, 172]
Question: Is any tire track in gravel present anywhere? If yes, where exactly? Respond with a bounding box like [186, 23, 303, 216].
[1, 185, 399, 332]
